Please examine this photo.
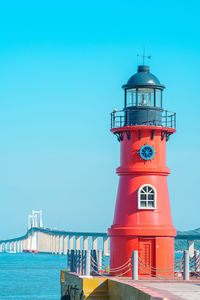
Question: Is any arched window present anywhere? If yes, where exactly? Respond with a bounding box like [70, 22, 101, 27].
[138, 184, 156, 209]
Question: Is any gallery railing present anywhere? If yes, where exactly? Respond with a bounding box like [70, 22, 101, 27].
[111, 109, 176, 129]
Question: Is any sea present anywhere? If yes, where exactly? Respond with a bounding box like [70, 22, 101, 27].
[0, 252, 186, 299]
[0, 253, 67, 300]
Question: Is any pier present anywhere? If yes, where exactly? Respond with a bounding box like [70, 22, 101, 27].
[60, 249, 200, 299]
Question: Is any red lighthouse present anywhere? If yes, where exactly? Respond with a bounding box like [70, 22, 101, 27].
[108, 65, 176, 277]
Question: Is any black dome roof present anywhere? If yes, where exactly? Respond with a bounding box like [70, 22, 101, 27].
[122, 65, 165, 89]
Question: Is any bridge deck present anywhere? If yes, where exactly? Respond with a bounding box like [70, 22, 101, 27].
[1, 227, 200, 243]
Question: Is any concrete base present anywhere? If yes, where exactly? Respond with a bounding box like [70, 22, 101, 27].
[61, 272, 166, 299]
[61, 272, 109, 299]
[61, 271, 200, 300]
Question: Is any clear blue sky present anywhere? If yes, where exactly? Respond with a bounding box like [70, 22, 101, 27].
[0, 0, 199, 239]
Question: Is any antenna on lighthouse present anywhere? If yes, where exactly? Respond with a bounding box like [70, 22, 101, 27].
[137, 47, 151, 65]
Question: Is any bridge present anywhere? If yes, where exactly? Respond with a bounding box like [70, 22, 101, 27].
[0, 211, 199, 255]
[0, 211, 109, 254]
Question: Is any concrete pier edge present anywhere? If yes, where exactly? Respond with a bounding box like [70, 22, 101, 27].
[61, 271, 184, 299]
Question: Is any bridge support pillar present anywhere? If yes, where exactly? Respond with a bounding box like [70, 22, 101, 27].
[83, 236, 88, 250]
[59, 236, 63, 254]
[52, 235, 56, 254]
[13, 242, 16, 252]
[54, 235, 57, 253]
[63, 236, 68, 254]
[50, 235, 53, 253]
[69, 236, 74, 250]
[51, 235, 53, 253]
[92, 237, 98, 250]
[20, 240, 23, 253]
[24, 238, 28, 251]
[55, 236, 59, 254]
[17, 241, 20, 253]
[52, 235, 55, 253]
[75, 236, 80, 250]
[188, 240, 194, 257]
[103, 237, 109, 254]
[32, 232, 38, 250]
[27, 234, 31, 250]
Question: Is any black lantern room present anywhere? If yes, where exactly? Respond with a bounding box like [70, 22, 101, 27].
[111, 65, 176, 130]
[122, 65, 165, 126]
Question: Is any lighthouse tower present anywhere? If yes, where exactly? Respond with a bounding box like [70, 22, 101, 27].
[108, 65, 176, 277]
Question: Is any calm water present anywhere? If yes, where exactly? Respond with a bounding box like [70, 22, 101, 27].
[0, 253, 67, 299]
[0, 252, 185, 299]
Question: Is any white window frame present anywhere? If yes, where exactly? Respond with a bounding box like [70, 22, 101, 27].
[138, 184, 156, 210]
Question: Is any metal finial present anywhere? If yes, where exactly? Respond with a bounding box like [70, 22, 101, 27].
[137, 47, 151, 65]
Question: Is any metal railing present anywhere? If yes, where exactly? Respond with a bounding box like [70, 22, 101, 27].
[67, 249, 200, 280]
[111, 109, 176, 129]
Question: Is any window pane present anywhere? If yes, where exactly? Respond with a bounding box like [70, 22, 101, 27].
[148, 201, 155, 208]
[138, 88, 154, 106]
[142, 186, 147, 192]
[126, 89, 136, 106]
[141, 194, 146, 200]
[140, 201, 146, 207]
[149, 190, 154, 194]
[148, 194, 154, 200]
[155, 89, 161, 107]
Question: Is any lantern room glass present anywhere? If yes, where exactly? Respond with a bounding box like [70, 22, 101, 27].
[138, 88, 154, 106]
[155, 89, 162, 107]
[125, 88, 162, 108]
[126, 89, 137, 106]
